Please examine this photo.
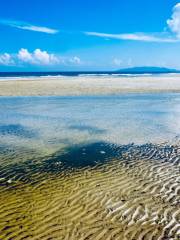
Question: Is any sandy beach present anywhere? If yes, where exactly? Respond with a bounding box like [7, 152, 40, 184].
[1, 75, 180, 96]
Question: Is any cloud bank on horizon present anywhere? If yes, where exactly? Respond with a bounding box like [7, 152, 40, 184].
[0, 48, 81, 66]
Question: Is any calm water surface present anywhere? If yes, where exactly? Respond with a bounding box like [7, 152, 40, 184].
[0, 94, 180, 156]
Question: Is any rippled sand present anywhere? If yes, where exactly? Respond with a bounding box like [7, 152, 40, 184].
[0, 142, 179, 239]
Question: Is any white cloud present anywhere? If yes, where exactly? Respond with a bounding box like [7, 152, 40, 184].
[0, 48, 82, 67]
[18, 48, 60, 65]
[0, 53, 14, 66]
[33, 49, 59, 65]
[0, 20, 58, 34]
[69, 56, 81, 64]
[84, 3, 180, 43]
[113, 58, 122, 66]
[167, 3, 180, 38]
[18, 48, 33, 63]
[85, 32, 178, 43]
[17, 25, 58, 34]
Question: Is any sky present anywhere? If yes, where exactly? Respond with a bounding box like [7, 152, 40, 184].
[0, 0, 180, 71]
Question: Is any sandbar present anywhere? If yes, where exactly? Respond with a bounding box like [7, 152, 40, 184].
[0, 75, 180, 96]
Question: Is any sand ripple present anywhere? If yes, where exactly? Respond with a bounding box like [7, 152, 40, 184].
[0, 142, 179, 239]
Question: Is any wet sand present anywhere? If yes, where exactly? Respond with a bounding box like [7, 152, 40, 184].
[0, 142, 180, 239]
[1, 75, 180, 96]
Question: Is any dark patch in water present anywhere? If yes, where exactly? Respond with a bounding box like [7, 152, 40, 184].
[0, 124, 37, 138]
[0, 141, 179, 186]
[44, 142, 126, 170]
[0, 142, 129, 184]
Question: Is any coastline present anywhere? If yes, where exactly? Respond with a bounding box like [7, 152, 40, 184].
[0, 75, 180, 96]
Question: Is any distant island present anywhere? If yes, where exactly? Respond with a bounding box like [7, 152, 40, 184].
[0, 67, 180, 78]
[116, 66, 180, 74]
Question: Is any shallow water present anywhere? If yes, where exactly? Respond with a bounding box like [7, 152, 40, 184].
[0, 94, 180, 154]
[0, 94, 180, 239]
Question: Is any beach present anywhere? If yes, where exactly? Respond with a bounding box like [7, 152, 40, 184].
[1, 0, 180, 239]
[1, 74, 180, 96]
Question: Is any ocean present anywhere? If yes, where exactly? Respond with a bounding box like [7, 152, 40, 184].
[0, 71, 156, 79]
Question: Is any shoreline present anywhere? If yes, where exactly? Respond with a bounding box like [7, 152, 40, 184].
[0, 75, 180, 96]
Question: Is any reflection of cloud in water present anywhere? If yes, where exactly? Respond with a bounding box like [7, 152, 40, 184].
[68, 124, 106, 134]
[0, 94, 180, 156]
[0, 124, 37, 138]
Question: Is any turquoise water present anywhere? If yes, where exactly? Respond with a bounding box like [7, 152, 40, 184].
[0, 94, 180, 159]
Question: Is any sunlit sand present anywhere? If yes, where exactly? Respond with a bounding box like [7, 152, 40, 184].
[1, 74, 180, 96]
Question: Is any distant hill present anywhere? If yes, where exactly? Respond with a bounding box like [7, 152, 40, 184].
[116, 66, 180, 74]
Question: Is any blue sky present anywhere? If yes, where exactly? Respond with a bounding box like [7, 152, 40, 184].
[0, 0, 180, 71]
